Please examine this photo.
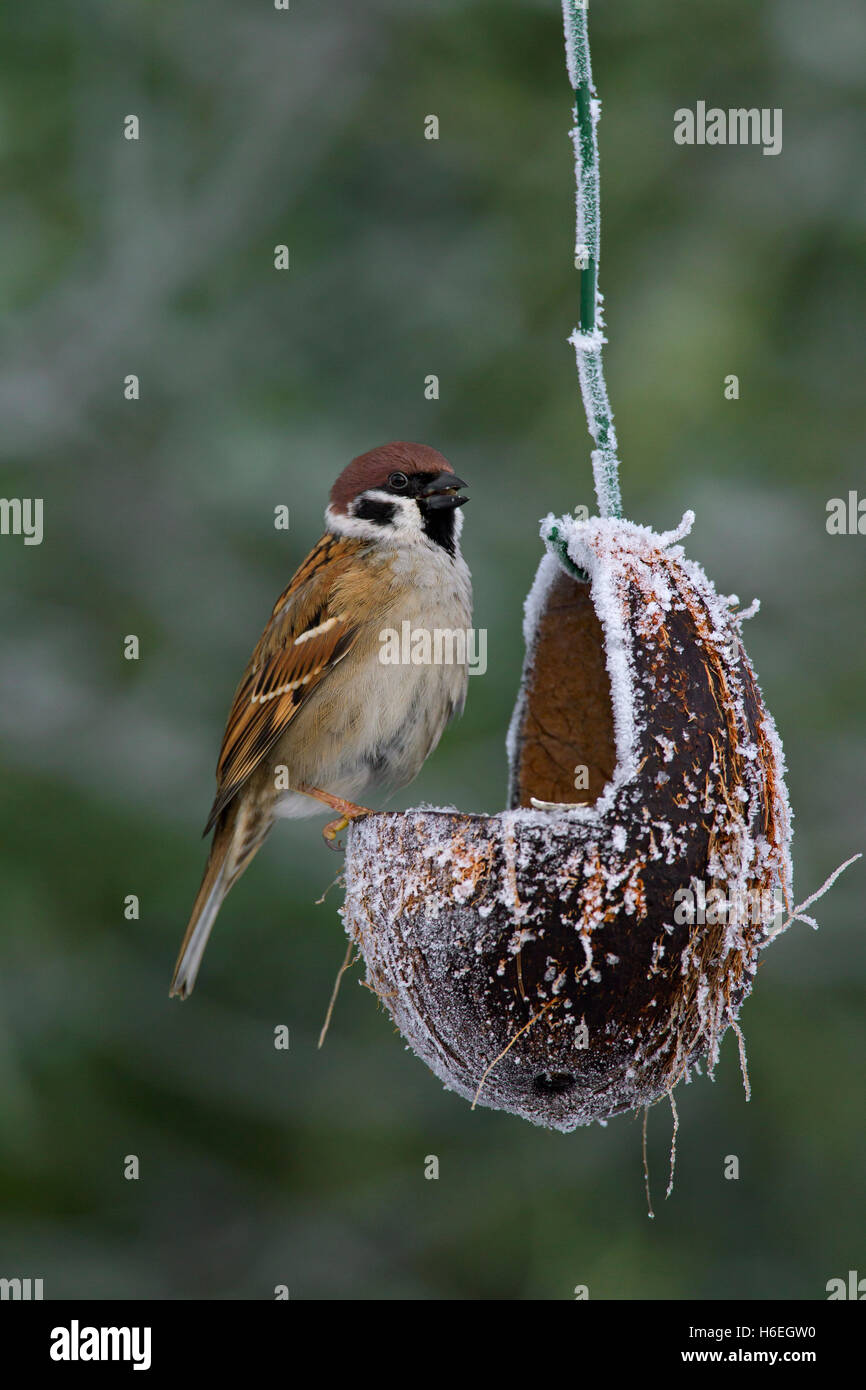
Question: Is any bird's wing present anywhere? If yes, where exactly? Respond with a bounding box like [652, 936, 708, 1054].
[204, 533, 363, 832]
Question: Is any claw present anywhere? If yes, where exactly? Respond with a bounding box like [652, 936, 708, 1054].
[323, 815, 350, 850]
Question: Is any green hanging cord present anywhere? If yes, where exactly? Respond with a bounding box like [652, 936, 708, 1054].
[560, 0, 623, 522]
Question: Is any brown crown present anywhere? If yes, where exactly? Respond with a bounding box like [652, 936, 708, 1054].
[329, 442, 453, 514]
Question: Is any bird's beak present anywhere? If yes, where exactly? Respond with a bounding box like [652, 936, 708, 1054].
[420, 471, 469, 510]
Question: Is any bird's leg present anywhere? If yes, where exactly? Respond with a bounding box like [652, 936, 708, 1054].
[296, 784, 374, 848]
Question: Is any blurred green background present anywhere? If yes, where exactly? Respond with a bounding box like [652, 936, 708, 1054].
[1, 0, 864, 1300]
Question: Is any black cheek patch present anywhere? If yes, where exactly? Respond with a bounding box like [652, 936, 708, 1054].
[354, 497, 397, 525]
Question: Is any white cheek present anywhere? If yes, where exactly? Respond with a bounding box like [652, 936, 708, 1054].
[325, 491, 465, 555]
[322, 503, 383, 539]
[384, 495, 425, 539]
[324, 502, 380, 542]
[325, 492, 424, 543]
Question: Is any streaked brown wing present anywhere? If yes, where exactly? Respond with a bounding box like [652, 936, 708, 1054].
[204, 533, 362, 832]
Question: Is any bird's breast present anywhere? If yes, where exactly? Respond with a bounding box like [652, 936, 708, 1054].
[275, 551, 473, 805]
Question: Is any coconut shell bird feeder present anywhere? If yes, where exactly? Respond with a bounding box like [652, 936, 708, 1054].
[339, 3, 794, 1131]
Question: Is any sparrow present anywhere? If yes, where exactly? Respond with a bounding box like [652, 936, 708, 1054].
[170, 441, 472, 998]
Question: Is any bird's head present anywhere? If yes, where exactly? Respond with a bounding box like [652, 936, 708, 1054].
[326, 442, 469, 556]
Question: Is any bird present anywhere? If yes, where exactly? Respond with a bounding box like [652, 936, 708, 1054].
[170, 441, 472, 999]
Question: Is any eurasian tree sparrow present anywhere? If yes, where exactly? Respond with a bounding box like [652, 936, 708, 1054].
[170, 442, 472, 998]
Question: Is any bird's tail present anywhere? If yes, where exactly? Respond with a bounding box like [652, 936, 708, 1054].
[170, 798, 273, 999]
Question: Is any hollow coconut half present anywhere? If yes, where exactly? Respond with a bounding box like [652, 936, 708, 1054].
[340, 511, 793, 1131]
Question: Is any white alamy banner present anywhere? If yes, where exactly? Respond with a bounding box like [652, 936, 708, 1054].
[50, 1321, 152, 1372]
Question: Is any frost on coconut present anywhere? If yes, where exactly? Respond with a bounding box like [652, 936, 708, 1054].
[341, 512, 794, 1132]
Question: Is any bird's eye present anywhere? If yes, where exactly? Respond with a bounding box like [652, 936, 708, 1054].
[388, 471, 409, 491]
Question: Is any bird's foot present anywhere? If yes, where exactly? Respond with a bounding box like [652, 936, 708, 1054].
[322, 814, 350, 849]
[296, 785, 373, 851]
[322, 805, 372, 851]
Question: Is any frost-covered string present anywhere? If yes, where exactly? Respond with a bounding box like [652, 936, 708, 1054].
[561, 0, 623, 521]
